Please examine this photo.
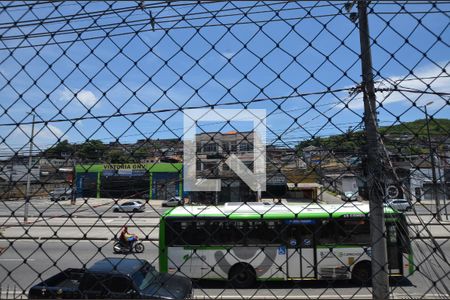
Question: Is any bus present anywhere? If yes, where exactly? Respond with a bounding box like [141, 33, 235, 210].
[159, 202, 413, 287]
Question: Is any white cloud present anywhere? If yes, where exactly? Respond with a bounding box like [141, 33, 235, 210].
[343, 63, 449, 110]
[74, 120, 84, 128]
[221, 51, 236, 60]
[1, 124, 66, 156]
[0, 67, 7, 77]
[45, 124, 64, 139]
[59, 87, 99, 107]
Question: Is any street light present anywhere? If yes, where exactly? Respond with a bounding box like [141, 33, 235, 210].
[423, 101, 441, 221]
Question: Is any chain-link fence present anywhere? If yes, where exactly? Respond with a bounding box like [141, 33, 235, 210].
[0, 1, 449, 299]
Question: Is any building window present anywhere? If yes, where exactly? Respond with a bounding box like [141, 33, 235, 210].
[201, 142, 217, 153]
[239, 142, 253, 152]
[415, 187, 422, 201]
[229, 142, 237, 153]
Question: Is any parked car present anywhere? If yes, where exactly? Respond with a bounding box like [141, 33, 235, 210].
[28, 258, 192, 299]
[162, 196, 183, 207]
[113, 201, 145, 213]
[49, 188, 73, 202]
[386, 198, 412, 212]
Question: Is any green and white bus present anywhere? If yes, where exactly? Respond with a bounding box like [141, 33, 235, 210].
[159, 202, 413, 287]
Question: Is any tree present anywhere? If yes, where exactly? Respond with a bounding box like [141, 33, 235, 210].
[45, 140, 75, 158]
[77, 140, 107, 162]
[132, 147, 148, 162]
[107, 149, 129, 163]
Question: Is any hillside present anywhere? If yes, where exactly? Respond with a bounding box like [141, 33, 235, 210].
[380, 118, 450, 137]
[297, 118, 450, 154]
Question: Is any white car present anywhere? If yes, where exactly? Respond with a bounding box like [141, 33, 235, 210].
[343, 191, 359, 202]
[162, 196, 183, 207]
[113, 201, 145, 213]
[386, 199, 411, 212]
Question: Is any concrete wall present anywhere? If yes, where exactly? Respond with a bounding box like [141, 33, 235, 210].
[0, 181, 69, 199]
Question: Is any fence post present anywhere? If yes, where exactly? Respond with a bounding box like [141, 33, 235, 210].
[357, 1, 389, 299]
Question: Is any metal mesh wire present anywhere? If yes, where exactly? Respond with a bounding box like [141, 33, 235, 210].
[0, 1, 449, 299]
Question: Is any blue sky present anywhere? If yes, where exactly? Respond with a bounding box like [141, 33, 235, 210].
[0, 1, 448, 156]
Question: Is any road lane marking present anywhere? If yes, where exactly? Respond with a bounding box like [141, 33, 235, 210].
[190, 294, 449, 299]
[0, 258, 35, 261]
[0, 239, 159, 245]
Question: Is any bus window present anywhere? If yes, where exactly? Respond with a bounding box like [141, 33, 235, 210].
[299, 224, 315, 248]
[183, 221, 198, 245]
[205, 221, 226, 245]
[166, 220, 209, 246]
[166, 221, 183, 246]
[335, 219, 370, 245]
[317, 220, 336, 245]
[228, 221, 245, 245]
[244, 221, 280, 245]
[247, 221, 266, 245]
[282, 221, 315, 248]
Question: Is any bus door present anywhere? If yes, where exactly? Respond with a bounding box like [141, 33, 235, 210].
[286, 220, 316, 279]
[386, 222, 402, 274]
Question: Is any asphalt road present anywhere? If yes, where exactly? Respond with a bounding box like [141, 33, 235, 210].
[0, 239, 449, 299]
[1, 198, 450, 299]
[0, 197, 167, 218]
[2, 197, 449, 218]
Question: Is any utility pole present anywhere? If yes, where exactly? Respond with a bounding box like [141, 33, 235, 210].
[357, 1, 389, 299]
[256, 187, 261, 202]
[215, 177, 219, 205]
[436, 152, 448, 220]
[8, 158, 14, 199]
[424, 102, 441, 221]
[24, 113, 35, 223]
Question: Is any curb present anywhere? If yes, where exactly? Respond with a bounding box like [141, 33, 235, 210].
[2, 224, 159, 228]
[0, 237, 159, 242]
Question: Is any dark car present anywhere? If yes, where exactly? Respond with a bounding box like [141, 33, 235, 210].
[28, 258, 192, 299]
[49, 187, 73, 201]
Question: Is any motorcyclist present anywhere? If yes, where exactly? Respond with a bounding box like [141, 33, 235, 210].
[119, 226, 137, 249]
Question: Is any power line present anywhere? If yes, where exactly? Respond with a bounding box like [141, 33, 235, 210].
[2, 3, 448, 50]
[0, 1, 329, 31]
[375, 87, 450, 96]
[0, 87, 351, 127]
[2, 0, 447, 29]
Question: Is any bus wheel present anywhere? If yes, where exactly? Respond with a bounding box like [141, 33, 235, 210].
[229, 263, 256, 288]
[352, 261, 371, 286]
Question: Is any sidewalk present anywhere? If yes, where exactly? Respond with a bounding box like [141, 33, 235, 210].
[60, 198, 165, 208]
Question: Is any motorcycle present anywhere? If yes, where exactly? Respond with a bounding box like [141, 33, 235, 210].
[113, 235, 145, 254]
